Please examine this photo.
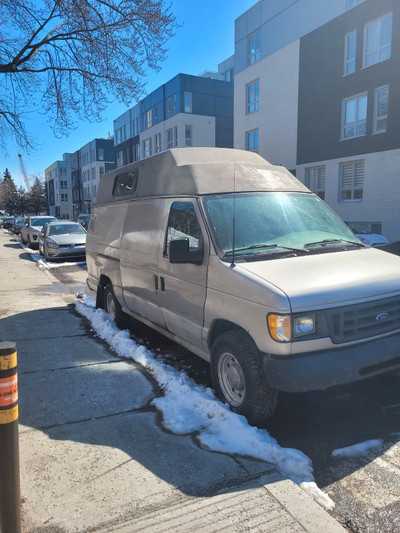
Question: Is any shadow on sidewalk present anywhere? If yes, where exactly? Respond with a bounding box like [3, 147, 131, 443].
[2, 305, 400, 499]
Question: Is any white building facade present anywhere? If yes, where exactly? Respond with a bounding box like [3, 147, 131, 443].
[45, 153, 73, 219]
[233, 0, 400, 241]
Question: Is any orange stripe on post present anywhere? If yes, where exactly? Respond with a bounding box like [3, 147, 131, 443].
[0, 375, 18, 407]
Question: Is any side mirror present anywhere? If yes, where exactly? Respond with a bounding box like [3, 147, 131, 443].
[169, 238, 204, 265]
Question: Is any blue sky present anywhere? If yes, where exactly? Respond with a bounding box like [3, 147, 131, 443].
[2, 0, 256, 189]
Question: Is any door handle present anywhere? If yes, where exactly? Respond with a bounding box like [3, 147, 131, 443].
[160, 277, 165, 292]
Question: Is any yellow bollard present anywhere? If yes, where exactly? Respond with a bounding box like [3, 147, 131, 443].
[0, 341, 21, 533]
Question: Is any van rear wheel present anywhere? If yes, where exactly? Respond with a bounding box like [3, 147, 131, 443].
[103, 283, 130, 329]
[211, 330, 278, 426]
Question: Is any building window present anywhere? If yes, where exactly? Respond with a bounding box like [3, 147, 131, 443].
[185, 125, 192, 147]
[98, 148, 104, 161]
[60, 180, 67, 189]
[146, 109, 152, 129]
[143, 138, 152, 158]
[135, 144, 140, 161]
[363, 13, 392, 68]
[167, 128, 173, 149]
[248, 29, 261, 65]
[117, 150, 123, 167]
[155, 133, 162, 153]
[340, 160, 364, 201]
[344, 31, 356, 75]
[305, 166, 326, 200]
[99, 166, 105, 177]
[172, 94, 177, 115]
[184, 92, 192, 113]
[224, 68, 234, 82]
[247, 80, 259, 114]
[246, 129, 259, 152]
[154, 105, 158, 124]
[342, 93, 367, 139]
[61, 193, 68, 201]
[346, 0, 365, 9]
[174, 126, 178, 147]
[374, 85, 389, 134]
[91, 167, 96, 180]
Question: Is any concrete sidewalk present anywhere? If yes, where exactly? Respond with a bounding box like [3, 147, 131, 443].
[0, 231, 345, 532]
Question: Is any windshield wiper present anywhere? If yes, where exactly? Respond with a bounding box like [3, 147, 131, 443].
[304, 238, 365, 248]
[224, 243, 308, 255]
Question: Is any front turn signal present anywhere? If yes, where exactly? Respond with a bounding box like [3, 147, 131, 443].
[267, 314, 291, 342]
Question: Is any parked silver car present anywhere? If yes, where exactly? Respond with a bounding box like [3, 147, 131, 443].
[21, 216, 57, 248]
[12, 218, 25, 235]
[38, 221, 86, 261]
[76, 214, 90, 229]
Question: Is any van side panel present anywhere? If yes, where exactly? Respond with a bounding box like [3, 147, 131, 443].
[157, 198, 209, 351]
[86, 203, 128, 300]
[120, 199, 167, 328]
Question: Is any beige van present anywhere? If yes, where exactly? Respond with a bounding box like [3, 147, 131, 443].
[86, 148, 400, 424]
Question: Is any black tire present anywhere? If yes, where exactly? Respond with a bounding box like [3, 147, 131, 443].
[103, 283, 130, 329]
[211, 330, 278, 425]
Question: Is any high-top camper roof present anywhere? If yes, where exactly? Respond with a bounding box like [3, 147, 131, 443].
[95, 148, 309, 205]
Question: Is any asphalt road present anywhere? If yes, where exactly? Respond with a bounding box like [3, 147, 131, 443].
[23, 249, 400, 532]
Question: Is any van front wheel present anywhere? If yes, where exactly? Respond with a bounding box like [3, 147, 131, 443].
[211, 330, 278, 425]
[103, 283, 130, 329]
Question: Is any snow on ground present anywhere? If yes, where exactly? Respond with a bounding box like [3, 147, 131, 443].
[331, 439, 383, 458]
[76, 297, 335, 510]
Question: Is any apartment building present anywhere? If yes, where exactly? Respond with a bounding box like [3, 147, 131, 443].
[79, 138, 115, 214]
[45, 153, 73, 219]
[113, 73, 234, 167]
[234, 0, 399, 241]
[46, 138, 115, 218]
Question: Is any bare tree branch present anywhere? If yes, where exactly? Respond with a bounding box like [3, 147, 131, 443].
[0, 0, 176, 151]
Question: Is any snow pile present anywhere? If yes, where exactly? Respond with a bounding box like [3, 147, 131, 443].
[331, 439, 383, 458]
[76, 299, 334, 510]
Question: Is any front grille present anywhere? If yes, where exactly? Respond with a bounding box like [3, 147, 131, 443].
[326, 296, 400, 343]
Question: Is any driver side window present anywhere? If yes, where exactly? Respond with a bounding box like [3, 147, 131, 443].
[165, 202, 201, 255]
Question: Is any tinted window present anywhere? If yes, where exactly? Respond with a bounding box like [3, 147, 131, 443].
[112, 169, 138, 196]
[165, 202, 201, 254]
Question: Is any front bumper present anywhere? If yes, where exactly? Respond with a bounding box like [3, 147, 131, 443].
[263, 331, 400, 392]
[47, 246, 86, 259]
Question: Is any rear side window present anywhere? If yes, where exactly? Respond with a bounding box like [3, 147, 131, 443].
[112, 169, 138, 196]
[165, 202, 201, 255]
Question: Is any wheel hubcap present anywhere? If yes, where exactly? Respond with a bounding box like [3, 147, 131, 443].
[218, 352, 246, 407]
[106, 292, 116, 317]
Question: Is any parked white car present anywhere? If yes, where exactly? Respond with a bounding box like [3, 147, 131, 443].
[344, 221, 389, 247]
[20, 216, 57, 248]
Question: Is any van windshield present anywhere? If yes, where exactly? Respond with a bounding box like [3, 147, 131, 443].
[203, 192, 361, 259]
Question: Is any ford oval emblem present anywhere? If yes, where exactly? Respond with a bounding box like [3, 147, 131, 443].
[376, 312, 390, 321]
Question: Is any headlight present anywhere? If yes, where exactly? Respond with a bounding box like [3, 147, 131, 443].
[293, 315, 315, 337]
[47, 241, 58, 248]
[267, 313, 315, 342]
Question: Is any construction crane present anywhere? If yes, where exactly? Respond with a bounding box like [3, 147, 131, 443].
[18, 153, 32, 191]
